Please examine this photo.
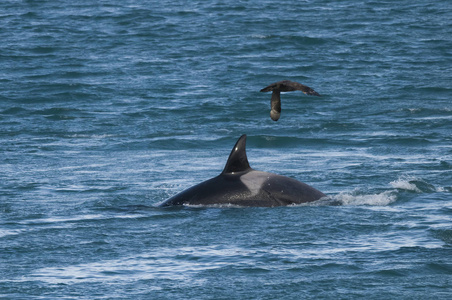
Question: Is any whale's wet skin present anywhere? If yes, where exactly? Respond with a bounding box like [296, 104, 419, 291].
[159, 135, 326, 207]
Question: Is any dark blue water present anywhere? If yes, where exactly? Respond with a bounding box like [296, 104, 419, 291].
[1, 0, 451, 299]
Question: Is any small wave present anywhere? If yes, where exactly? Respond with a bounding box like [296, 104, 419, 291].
[390, 176, 442, 193]
[249, 33, 327, 45]
[0, 107, 29, 115]
[32, 107, 83, 115]
[21, 214, 104, 225]
[431, 229, 452, 246]
[327, 177, 446, 207]
[20, 213, 146, 226]
[250, 34, 271, 39]
[26, 246, 241, 285]
[0, 229, 25, 238]
[390, 178, 422, 192]
[332, 190, 397, 206]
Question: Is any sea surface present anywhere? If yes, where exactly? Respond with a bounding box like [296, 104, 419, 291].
[1, 0, 451, 299]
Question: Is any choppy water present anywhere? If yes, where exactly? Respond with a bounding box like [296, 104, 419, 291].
[1, 0, 451, 299]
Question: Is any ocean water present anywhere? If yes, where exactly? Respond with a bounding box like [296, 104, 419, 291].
[1, 0, 451, 299]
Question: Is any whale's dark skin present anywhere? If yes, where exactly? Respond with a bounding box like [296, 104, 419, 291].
[159, 135, 326, 207]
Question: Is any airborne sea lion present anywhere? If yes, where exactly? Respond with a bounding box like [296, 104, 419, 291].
[260, 80, 321, 121]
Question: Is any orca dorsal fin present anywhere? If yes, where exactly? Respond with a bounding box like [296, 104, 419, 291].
[221, 134, 252, 174]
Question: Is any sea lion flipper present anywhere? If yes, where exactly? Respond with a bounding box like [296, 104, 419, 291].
[298, 84, 321, 96]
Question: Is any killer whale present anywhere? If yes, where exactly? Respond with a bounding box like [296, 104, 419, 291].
[159, 135, 326, 207]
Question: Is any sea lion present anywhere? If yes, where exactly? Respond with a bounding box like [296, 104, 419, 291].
[260, 80, 321, 121]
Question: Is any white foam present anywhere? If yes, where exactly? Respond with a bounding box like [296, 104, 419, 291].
[26, 246, 247, 285]
[333, 190, 397, 206]
[0, 229, 24, 238]
[20, 213, 144, 226]
[389, 176, 443, 193]
[390, 177, 422, 192]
